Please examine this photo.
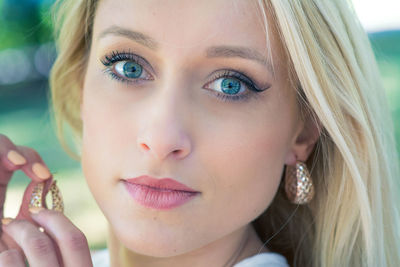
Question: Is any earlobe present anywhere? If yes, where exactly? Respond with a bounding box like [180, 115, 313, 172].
[284, 152, 297, 166]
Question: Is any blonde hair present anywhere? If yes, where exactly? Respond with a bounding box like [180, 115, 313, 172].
[49, 0, 400, 266]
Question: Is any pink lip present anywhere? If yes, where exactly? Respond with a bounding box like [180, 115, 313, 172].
[123, 176, 200, 210]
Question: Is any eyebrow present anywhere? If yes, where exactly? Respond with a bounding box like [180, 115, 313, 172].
[98, 25, 159, 50]
[98, 26, 273, 74]
[205, 46, 273, 74]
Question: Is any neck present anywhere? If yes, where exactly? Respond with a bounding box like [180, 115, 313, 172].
[107, 223, 270, 267]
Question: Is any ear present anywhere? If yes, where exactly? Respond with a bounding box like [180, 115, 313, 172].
[284, 116, 321, 166]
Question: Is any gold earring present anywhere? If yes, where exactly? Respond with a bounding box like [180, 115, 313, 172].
[29, 180, 64, 213]
[284, 161, 314, 204]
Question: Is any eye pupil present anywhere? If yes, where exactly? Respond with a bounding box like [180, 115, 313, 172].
[221, 78, 241, 94]
[123, 62, 143, 78]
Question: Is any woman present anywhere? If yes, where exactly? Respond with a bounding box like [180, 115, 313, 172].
[0, 0, 399, 266]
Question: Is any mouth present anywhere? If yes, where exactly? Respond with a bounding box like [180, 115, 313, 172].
[122, 175, 200, 210]
[124, 175, 199, 192]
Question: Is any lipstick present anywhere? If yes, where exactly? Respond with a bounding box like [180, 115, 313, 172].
[123, 175, 200, 210]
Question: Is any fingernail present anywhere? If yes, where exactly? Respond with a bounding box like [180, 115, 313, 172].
[32, 163, 51, 180]
[29, 207, 45, 214]
[1, 217, 13, 225]
[7, 150, 26, 165]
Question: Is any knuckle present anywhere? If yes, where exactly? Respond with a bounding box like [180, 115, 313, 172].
[0, 249, 22, 265]
[27, 235, 53, 255]
[62, 230, 88, 251]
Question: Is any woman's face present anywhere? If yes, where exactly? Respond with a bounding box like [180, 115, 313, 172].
[81, 0, 306, 258]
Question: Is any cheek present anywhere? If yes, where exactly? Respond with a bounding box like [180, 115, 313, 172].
[80, 77, 130, 205]
[203, 106, 295, 223]
[81, 64, 134, 162]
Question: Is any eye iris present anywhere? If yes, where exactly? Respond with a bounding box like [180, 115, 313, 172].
[221, 78, 240, 94]
[123, 62, 142, 78]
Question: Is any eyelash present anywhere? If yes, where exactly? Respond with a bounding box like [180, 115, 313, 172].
[100, 50, 269, 103]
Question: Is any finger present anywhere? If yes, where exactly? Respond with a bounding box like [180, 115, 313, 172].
[0, 150, 26, 174]
[0, 136, 51, 221]
[2, 219, 60, 267]
[10, 146, 53, 224]
[30, 208, 93, 267]
[15, 146, 52, 182]
[0, 135, 28, 220]
[0, 134, 27, 182]
[0, 233, 11, 257]
[0, 249, 26, 267]
[0, 239, 8, 252]
[1, 218, 25, 258]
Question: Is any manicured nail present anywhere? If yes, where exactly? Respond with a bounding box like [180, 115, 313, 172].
[32, 163, 51, 180]
[29, 207, 45, 214]
[7, 150, 26, 165]
[1, 218, 13, 225]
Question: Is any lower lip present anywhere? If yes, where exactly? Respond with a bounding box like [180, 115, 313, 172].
[123, 182, 199, 210]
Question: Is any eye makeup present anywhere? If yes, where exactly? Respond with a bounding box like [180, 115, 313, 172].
[100, 49, 270, 103]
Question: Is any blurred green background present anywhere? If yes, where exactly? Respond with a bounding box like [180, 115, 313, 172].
[0, 0, 399, 251]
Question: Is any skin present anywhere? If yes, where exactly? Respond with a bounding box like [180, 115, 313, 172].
[0, 0, 319, 266]
[81, 0, 318, 266]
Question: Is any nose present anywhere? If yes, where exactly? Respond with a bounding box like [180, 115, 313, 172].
[136, 90, 192, 162]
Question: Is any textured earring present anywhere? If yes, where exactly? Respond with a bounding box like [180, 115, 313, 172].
[29, 180, 64, 213]
[284, 161, 315, 204]
[49, 180, 64, 212]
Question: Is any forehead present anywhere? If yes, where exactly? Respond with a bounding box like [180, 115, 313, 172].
[94, 0, 275, 52]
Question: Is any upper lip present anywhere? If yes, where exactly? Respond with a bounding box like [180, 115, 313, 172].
[124, 175, 199, 193]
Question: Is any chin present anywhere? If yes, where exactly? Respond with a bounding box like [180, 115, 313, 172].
[106, 212, 198, 258]
[113, 226, 199, 257]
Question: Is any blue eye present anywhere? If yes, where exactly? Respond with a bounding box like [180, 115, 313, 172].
[207, 77, 244, 97]
[115, 61, 144, 79]
[101, 51, 153, 84]
[204, 70, 269, 102]
[221, 78, 241, 94]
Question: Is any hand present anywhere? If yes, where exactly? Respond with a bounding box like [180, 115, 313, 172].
[0, 134, 93, 266]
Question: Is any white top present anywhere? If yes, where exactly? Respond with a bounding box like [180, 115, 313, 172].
[91, 249, 289, 267]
